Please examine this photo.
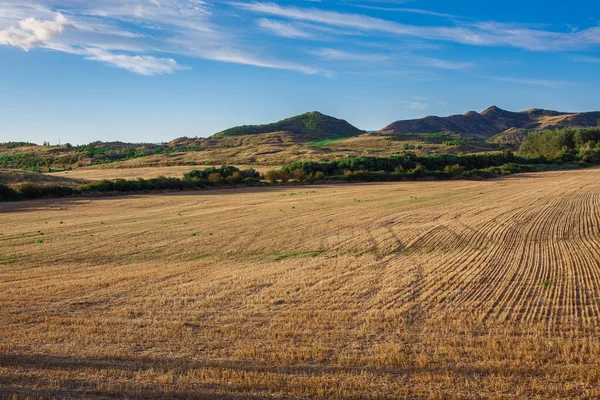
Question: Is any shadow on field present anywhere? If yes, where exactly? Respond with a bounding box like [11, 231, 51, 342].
[0, 353, 291, 400]
[0, 197, 104, 214]
[1, 351, 417, 400]
[0, 349, 551, 400]
[0, 185, 314, 214]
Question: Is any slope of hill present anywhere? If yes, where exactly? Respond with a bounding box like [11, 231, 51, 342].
[0, 169, 88, 188]
[210, 111, 365, 140]
[381, 106, 600, 140]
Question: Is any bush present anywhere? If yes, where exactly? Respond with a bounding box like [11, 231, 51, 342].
[208, 173, 224, 185]
[279, 171, 291, 183]
[265, 170, 279, 183]
[18, 183, 74, 199]
[227, 171, 244, 184]
[293, 169, 307, 182]
[0, 183, 20, 201]
[265, 170, 291, 183]
[443, 164, 464, 176]
[243, 177, 262, 185]
[184, 166, 260, 182]
[500, 163, 533, 174]
[408, 164, 425, 178]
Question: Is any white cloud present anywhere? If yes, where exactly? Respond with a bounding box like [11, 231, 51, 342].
[0, 13, 68, 51]
[84, 48, 185, 75]
[310, 49, 473, 70]
[400, 100, 428, 110]
[1, 0, 598, 80]
[0, 1, 327, 77]
[233, 2, 600, 51]
[257, 18, 311, 38]
[489, 76, 573, 88]
[193, 46, 332, 76]
[408, 55, 475, 70]
[352, 5, 457, 19]
[311, 48, 389, 61]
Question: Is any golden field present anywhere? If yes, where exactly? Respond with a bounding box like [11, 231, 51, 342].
[46, 165, 273, 181]
[1, 167, 600, 399]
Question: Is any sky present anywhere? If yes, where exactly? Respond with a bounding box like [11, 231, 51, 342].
[0, 0, 599, 144]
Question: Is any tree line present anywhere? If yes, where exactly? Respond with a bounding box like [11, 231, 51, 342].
[519, 127, 600, 162]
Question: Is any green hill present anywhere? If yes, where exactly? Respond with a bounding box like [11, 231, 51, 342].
[211, 112, 365, 140]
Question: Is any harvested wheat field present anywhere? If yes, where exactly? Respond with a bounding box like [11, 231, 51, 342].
[1, 167, 600, 399]
[47, 165, 273, 181]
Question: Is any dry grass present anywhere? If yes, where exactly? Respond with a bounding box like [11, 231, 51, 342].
[0, 169, 88, 189]
[1, 133, 504, 174]
[97, 134, 504, 169]
[1, 167, 600, 399]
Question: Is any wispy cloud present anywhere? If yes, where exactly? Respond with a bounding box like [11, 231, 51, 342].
[0, 1, 327, 77]
[1, 0, 599, 79]
[192, 46, 333, 76]
[232, 2, 600, 51]
[400, 100, 428, 110]
[84, 48, 185, 76]
[489, 76, 574, 88]
[407, 55, 475, 70]
[352, 5, 457, 19]
[257, 18, 311, 38]
[311, 48, 389, 62]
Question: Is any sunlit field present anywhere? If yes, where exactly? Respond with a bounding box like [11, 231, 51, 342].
[1, 167, 600, 399]
[47, 165, 273, 181]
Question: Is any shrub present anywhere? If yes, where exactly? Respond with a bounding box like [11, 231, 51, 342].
[240, 168, 261, 180]
[500, 163, 533, 174]
[265, 170, 280, 183]
[0, 183, 20, 201]
[208, 173, 223, 184]
[243, 177, 262, 185]
[279, 170, 291, 183]
[408, 164, 424, 177]
[227, 171, 244, 184]
[18, 183, 74, 199]
[443, 164, 464, 176]
[314, 171, 326, 181]
[265, 170, 291, 183]
[293, 169, 307, 182]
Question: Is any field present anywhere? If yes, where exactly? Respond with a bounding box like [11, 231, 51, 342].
[1, 167, 600, 399]
[46, 165, 273, 181]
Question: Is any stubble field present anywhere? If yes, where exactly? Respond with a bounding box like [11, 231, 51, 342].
[46, 165, 273, 181]
[1, 167, 600, 399]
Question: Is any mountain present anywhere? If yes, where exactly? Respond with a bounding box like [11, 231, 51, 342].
[211, 112, 365, 141]
[380, 106, 600, 140]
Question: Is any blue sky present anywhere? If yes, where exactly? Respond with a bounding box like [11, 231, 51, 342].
[1, 0, 599, 144]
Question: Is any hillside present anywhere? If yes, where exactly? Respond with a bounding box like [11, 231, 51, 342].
[210, 111, 365, 140]
[0, 169, 88, 188]
[381, 106, 600, 140]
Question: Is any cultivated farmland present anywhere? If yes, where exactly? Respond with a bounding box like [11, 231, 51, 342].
[47, 165, 273, 181]
[1, 167, 600, 399]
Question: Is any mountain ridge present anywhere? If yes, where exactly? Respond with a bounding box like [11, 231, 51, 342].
[380, 106, 600, 140]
